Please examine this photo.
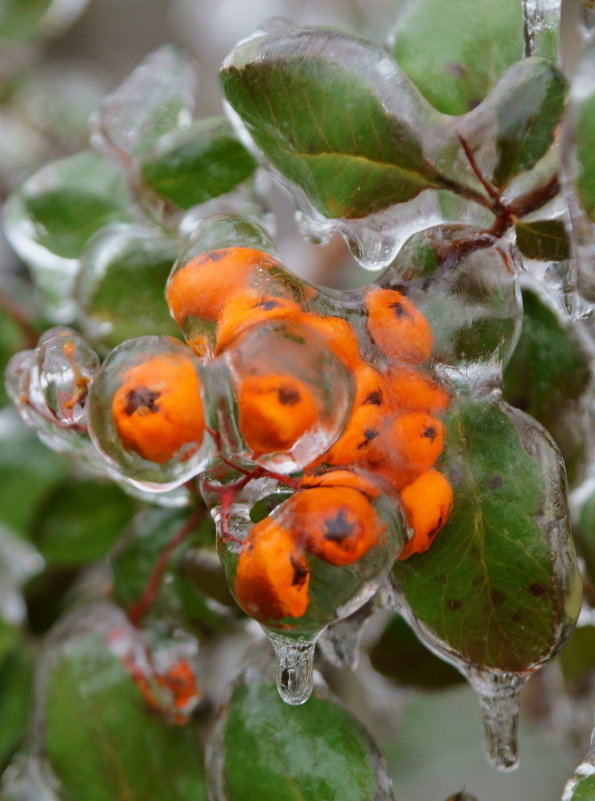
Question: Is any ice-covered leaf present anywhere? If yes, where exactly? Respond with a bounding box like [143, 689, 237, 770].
[457, 58, 567, 189]
[369, 614, 463, 690]
[568, 775, 595, 801]
[77, 224, 180, 347]
[140, 118, 257, 209]
[393, 397, 580, 672]
[390, 0, 524, 115]
[514, 219, 570, 261]
[210, 678, 394, 801]
[91, 45, 197, 161]
[503, 285, 592, 486]
[40, 609, 207, 801]
[0, 0, 51, 39]
[577, 490, 595, 589]
[570, 43, 595, 222]
[12, 151, 131, 259]
[558, 625, 595, 688]
[523, 0, 561, 61]
[0, 647, 35, 768]
[221, 27, 444, 219]
[0, 412, 69, 536]
[30, 478, 135, 566]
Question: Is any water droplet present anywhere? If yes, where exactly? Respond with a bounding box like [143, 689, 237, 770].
[266, 629, 320, 705]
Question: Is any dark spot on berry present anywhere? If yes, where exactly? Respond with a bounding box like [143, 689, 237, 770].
[256, 299, 281, 311]
[422, 425, 437, 441]
[124, 386, 161, 416]
[529, 582, 546, 597]
[447, 599, 462, 611]
[358, 428, 379, 449]
[290, 557, 308, 588]
[491, 589, 506, 606]
[364, 389, 383, 406]
[277, 386, 301, 406]
[489, 475, 503, 490]
[206, 249, 230, 262]
[323, 510, 355, 542]
[389, 301, 412, 320]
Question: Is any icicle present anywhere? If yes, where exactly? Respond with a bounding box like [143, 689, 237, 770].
[466, 668, 524, 772]
[266, 629, 320, 705]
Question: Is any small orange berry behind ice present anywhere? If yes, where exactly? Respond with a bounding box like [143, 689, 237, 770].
[87, 336, 215, 491]
[398, 469, 454, 560]
[220, 320, 355, 472]
[364, 287, 433, 363]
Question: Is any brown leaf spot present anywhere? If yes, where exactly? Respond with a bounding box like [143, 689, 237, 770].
[447, 599, 463, 611]
[529, 582, 546, 597]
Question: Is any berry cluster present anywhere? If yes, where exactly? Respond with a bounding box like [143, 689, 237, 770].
[84, 216, 453, 636]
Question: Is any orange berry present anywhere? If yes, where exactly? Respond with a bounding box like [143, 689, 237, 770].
[156, 660, 201, 712]
[235, 518, 310, 622]
[323, 404, 385, 467]
[352, 363, 387, 407]
[386, 366, 450, 413]
[299, 469, 380, 498]
[296, 312, 362, 370]
[111, 353, 205, 463]
[365, 287, 433, 363]
[237, 373, 318, 456]
[216, 293, 303, 354]
[166, 247, 282, 325]
[280, 486, 385, 566]
[398, 470, 454, 560]
[365, 412, 445, 490]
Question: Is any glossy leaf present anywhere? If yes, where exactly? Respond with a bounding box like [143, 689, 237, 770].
[569, 775, 595, 801]
[91, 45, 197, 161]
[390, 0, 524, 115]
[502, 286, 591, 486]
[456, 58, 567, 189]
[515, 219, 570, 261]
[577, 489, 595, 589]
[41, 615, 207, 801]
[221, 27, 443, 219]
[140, 118, 257, 209]
[0, 648, 35, 768]
[212, 679, 394, 801]
[30, 478, 135, 566]
[393, 397, 579, 672]
[77, 224, 180, 348]
[17, 151, 131, 259]
[0, 413, 69, 536]
[0, 0, 51, 39]
[369, 614, 463, 690]
[572, 44, 595, 221]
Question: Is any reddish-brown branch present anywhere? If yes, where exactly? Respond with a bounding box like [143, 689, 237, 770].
[128, 504, 206, 627]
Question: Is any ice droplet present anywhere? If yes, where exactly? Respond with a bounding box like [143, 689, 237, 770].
[562, 716, 595, 801]
[523, 0, 561, 61]
[266, 629, 320, 705]
[466, 668, 523, 772]
[318, 599, 375, 670]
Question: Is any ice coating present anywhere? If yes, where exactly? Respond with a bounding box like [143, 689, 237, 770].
[268, 630, 318, 705]
[522, 0, 561, 61]
[562, 716, 595, 800]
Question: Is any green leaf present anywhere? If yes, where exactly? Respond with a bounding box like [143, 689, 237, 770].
[213, 679, 393, 801]
[572, 42, 595, 221]
[558, 625, 595, 688]
[41, 614, 207, 801]
[249, 492, 293, 523]
[18, 151, 131, 259]
[220, 27, 442, 219]
[0, 0, 51, 40]
[141, 118, 257, 209]
[514, 220, 570, 261]
[502, 285, 592, 486]
[569, 775, 595, 801]
[393, 397, 580, 672]
[92, 45, 197, 161]
[484, 58, 567, 188]
[390, 0, 524, 115]
[0, 647, 35, 768]
[0, 413, 69, 536]
[30, 478, 135, 566]
[369, 614, 463, 690]
[576, 489, 595, 588]
[77, 224, 181, 348]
